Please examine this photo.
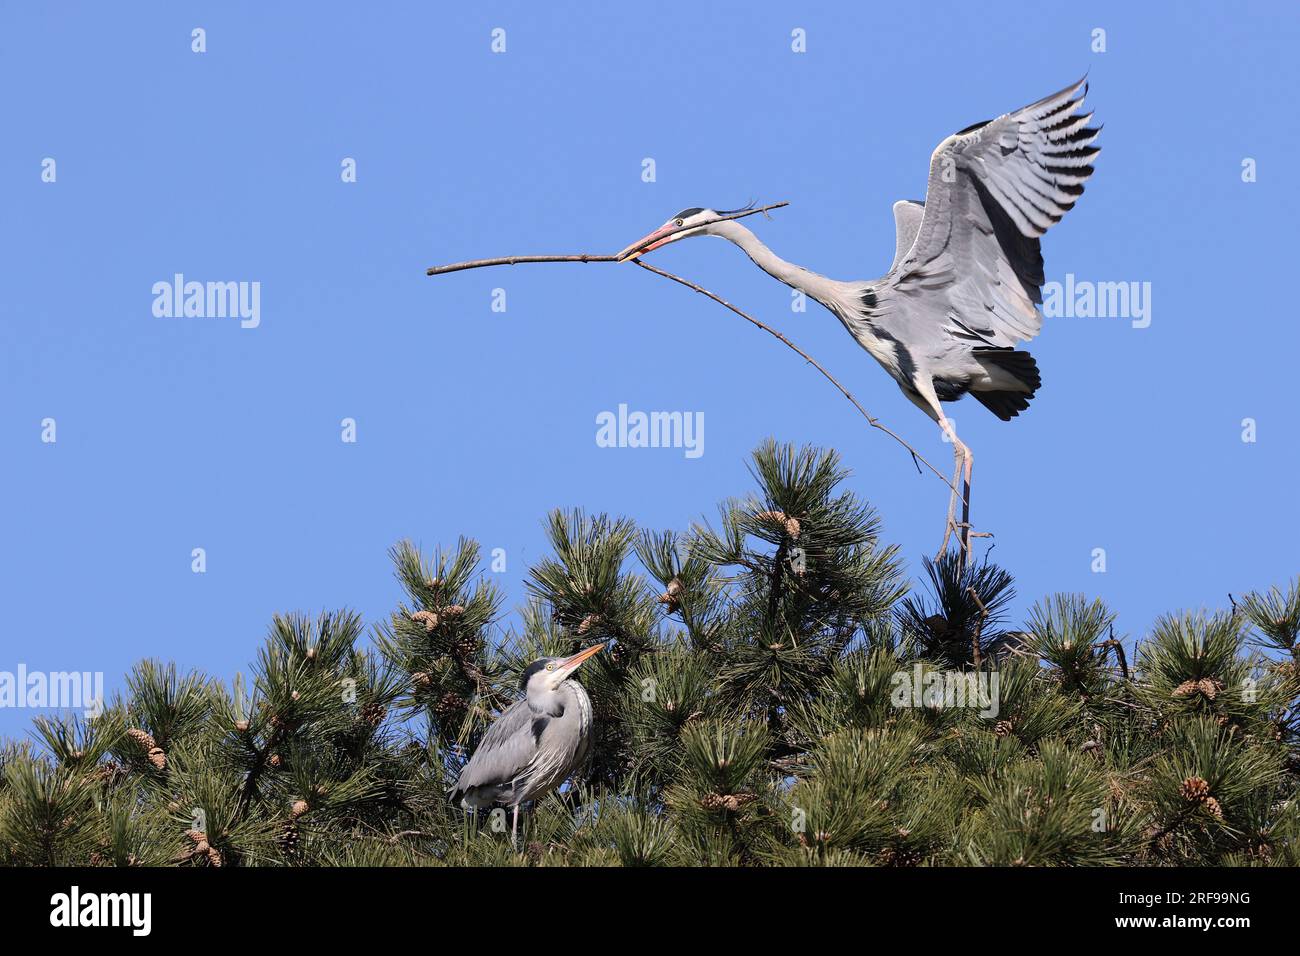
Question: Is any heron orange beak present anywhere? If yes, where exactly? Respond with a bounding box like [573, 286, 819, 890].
[558, 643, 606, 674]
[616, 225, 679, 262]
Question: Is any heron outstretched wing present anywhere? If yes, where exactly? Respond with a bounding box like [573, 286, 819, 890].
[880, 77, 1100, 349]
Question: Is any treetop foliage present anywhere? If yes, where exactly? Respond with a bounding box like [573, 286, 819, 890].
[3, 440, 1297, 867]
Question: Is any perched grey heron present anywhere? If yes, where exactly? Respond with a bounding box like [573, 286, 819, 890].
[616, 78, 1099, 556]
[451, 643, 605, 844]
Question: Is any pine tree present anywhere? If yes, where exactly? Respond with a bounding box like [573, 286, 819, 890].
[1, 441, 1296, 867]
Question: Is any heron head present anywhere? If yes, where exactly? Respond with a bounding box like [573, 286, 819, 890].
[616, 204, 755, 261]
[520, 643, 606, 697]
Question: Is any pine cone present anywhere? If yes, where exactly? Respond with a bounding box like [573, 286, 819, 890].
[1173, 677, 1224, 700]
[184, 829, 224, 866]
[305, 647, 317, 661]
[147, 747, 166, 770]
[440, 604, 466, 619]
[577, 613, 601, 636]
[290, 799, 309, 819]
[126, 728, 157, 752]
[234, 719, 250, 733]
[878, 844, 922, 867]
[755, 509, 800, 539]
[699, 792, 756, 812]
[452, 634, 480, 659]
[411, 671, 432, 689]
[268, 753, 283, 768]
[1179, 776, 1211, 802]
[360, 702, 386, 727]
[657, 577, 685, 613]
[994, 720, 1015, 737]
[411, 610, 440, 632]
[92, 762, 126, 787]
[434, 691, 468, 722]
[277, 821, 300, 862]
[1202, 796, 1224, 819]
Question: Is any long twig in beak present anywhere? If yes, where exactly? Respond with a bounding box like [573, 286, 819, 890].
[427, 253, 619, 276]
[421, 204, 960, 498]
[425, 202, 790, 275]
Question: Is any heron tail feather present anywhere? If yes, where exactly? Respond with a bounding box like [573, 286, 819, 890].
[971, 349, 1040, 421]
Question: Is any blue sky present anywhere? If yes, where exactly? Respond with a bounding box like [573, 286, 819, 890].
[2, 2, 1297, 737]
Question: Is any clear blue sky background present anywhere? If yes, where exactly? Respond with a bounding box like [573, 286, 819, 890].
[2, 2, 1297, 737]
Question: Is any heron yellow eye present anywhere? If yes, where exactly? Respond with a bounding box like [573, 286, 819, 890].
[675, 219, 684, 227]
[545, 663, 554, 671]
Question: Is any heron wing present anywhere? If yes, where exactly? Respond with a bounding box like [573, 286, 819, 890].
[889, 200, 925, 273]
[879, 78, 1099, 349]
[453, 699, 543, 802]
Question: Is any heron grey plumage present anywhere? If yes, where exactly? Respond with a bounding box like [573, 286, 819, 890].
[451, 643, 604, 843]
[615, 78, 1100, 555]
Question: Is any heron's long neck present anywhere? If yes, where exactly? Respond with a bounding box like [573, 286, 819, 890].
[713, 220, 848, 308]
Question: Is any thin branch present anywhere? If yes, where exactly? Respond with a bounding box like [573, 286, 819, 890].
[427, 253, 618, 276]
[426, 202, 790, 276]
[632, 260, 957, 493]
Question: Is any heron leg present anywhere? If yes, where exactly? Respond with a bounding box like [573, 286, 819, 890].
[958, 440, 974, 564]
[511, 804, 519, 848]
[906, 379, 975, 567]
[939, 430, 964, 556]
[936, 419, 972, 565]
[906, 381, 971, 564]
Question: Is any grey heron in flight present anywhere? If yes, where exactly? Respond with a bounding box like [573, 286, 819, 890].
[451, 643, 605, 844]
[616, 78, 1099, 555]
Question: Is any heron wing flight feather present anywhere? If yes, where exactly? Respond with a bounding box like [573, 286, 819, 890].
[880, 77, 1099, 350]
